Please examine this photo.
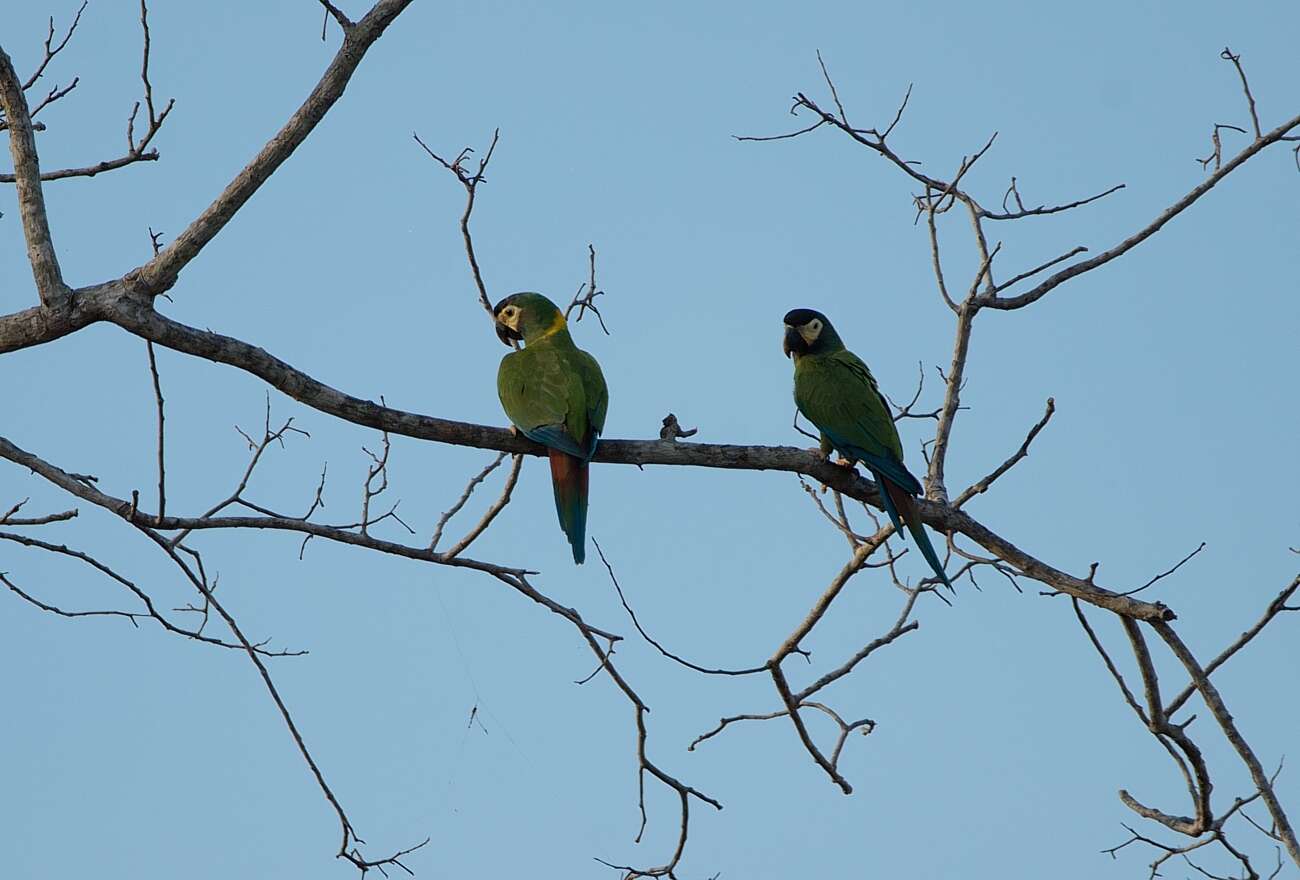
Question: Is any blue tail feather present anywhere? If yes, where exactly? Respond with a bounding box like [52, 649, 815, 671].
[879, 475, 954, 592]
[908, 517, 954, 592]
[525, 424, 593, 461]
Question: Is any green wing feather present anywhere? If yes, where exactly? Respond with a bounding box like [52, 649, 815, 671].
[575, 348, 608, 441]
[497, 336, 607, 458]
[793, 346, 952, 589]
[794, 349, 918, 492]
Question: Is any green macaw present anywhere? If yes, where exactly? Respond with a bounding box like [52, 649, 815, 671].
[783, 308, 954, 590]
[493, 292, 608, 564]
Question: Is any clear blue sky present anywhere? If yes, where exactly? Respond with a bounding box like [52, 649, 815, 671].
[3, 2, 1297, 878]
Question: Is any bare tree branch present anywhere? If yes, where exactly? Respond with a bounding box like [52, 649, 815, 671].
[317, 0, 354, 33]
[594, 539, 766, 677]
[121, 0, 415, 298]
[1, 1, 173, 184]
[953, 398, 1055, 507]
[4, 25, 1295, 878]
[17, 2, 86, 93]
[1221, 47, 1262, 140]
[1164, 575, 1300, 718]
[429, 452, 508, 551]
[413, 128, 500, 320]
[0, 46, 67, 305]
[565, 243, 611, 333]
[440, 453, 522, 560]
[981, 183, 1126, 221]
[983, 112, 1300, 310]
[1121, 542, 1207, 597]
[1, 498, 76, 525]
[0, 531, 304, 657]
[145, 340, 166, 522]
[1152, 620, 1300, 865]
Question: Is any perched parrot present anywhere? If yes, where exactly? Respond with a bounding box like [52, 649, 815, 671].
[782, 308, 954, 591]
[493, 292, 608, 564]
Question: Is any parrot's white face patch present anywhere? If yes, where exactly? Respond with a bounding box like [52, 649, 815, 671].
[797, 318, 823, 344]
[498, 304, 522, 330]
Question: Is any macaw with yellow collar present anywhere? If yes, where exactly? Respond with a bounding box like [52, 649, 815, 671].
[783, 308, 953, 590]
[493, 293, 608, 564]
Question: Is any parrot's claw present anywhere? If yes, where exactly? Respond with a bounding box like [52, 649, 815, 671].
[809, 454, 856, 492]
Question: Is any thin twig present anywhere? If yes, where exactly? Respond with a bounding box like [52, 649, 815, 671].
[1121, 542, 1207, 597]
[1221, 48, 1262, 139]
[954, 398, 1055, 507]
[413, 128, 501, 320]
[441, 454, 522, 560]
[145, 340, 166, 523]
[593, 540, 766, 677]
[564, 244, 610, 333]
[1165, 575, 1300, 717]
[430, 452, 507, 550]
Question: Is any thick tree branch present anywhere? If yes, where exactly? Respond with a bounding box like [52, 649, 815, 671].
[1, 277, 1178, 626]
[3, 31, 1293, 875]
[0, 282, 114, 352]
[925, 298, 975, 500]
[0, 46, 67, 306]
[0, 278, 1177, 624]
[122, 0, 414, 297]
[1151, 620, 1300, 868]
[1119, 617, 1212, 835]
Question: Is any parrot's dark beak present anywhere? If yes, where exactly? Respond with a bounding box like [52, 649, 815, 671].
[783, 325, 806, 358]
[495, 320, 522, 347]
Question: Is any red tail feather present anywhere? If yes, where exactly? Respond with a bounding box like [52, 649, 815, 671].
[882, 479, 914, 525]
[548, 448, 589, 564]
